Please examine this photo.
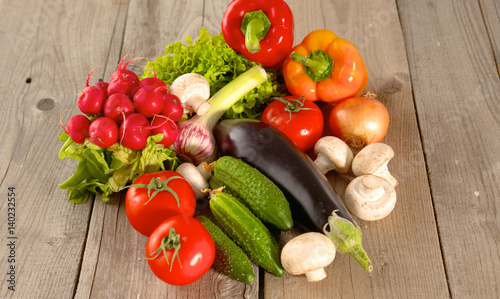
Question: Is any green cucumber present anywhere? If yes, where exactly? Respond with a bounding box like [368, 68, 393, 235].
[208, 174, 240, 200]
[209, 177, 283, 241]
[208, 175, 251, 204]
[209, 192, 285, 277]
[212, 156, 293, 230]
[195, 215, 255, 284]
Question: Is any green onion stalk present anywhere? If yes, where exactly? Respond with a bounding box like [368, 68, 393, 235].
[171, 66, 268, 165]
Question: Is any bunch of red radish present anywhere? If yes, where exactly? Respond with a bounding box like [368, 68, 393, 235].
[61, 56, 184, 151]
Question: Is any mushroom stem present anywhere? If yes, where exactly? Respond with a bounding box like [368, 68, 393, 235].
[305, 269, 327, 282]
[313, 136, 353, 174]
[344, 175, 397, 221]
[170, 73, 211, 116]
[315, 156, 336, 174]
[351, 143, 398, 187]
[197, 161, 214, 181]
[358, 175, 385, 200]
[186, 94, 211, 116]
[175, 162, 213, 200]
[373, 161, 398, 187]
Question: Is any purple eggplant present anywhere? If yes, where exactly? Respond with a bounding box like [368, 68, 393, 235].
[214, 118, 373, 273]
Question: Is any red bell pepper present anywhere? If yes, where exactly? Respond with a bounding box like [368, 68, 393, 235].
[221, 0, 294, 69]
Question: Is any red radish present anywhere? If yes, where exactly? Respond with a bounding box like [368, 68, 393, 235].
[103, 93, 134, 125]
[77, 86, 106, 115]
[107, 55, 143, 99]
[95, 81, 109, 97]
[119, 113, 152, 151]
[139, 69, 166, 89]
[151, 116, 178, 147]
[133, 86, 165, 118]
[77, 70, 106, 115]
[61, 114, 91, 144]
[88, 117, 119, 148]
[83, 69, 109, 98]
[161, 93, 184, 122]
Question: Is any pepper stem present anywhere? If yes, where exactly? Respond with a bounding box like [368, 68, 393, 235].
[241, 10, 271, 54]
[323, 210, 373, 273]
[290, 50, 334, 82]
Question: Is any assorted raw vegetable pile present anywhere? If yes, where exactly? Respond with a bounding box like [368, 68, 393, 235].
[59, 57, 182, 203]
[58, 0, 400, 287]
[141, 28, 284, 119]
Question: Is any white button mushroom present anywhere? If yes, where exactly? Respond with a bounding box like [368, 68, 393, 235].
[169, 73, 211, 116]
[313, 136, 354, 174]
[351, 142, 398, 187]
[344, 175, 396, 221]
[280, 232, 336, 282]
[175, 162, 214, 200]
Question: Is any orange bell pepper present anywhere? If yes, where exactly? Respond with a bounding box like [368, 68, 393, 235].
[283, 29, 368, 103]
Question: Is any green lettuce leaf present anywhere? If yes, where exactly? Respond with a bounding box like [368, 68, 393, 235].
[58, 133, 85, 161]
[141, 28, 284, 119]
[58, 133, 181, 203]
[60, 160, 92, 190]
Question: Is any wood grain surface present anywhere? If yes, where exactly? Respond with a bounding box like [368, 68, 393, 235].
[398, 0, 500, 297]
[0, 0, 498, 298]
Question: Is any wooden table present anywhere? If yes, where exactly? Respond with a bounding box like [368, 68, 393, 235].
[1, 0, 499, 298]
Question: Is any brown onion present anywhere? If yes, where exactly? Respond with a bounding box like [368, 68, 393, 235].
[328, 94, 389, 151]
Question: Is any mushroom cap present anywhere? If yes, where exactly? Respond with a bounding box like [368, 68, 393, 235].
[170, 73, 210, 107]
[344, 175, 396, 221]
[281, 232, 336, 275]
[351, 143, 394, 176]
[175, 162, 209, 199]
[314, 136, 353, 174]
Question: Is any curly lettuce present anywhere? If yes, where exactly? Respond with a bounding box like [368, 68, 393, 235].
[142, 28, 284, 119]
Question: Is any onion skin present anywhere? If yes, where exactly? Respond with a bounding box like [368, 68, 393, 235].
[328, 96, 389, 151]
[171, 116, 217, 164]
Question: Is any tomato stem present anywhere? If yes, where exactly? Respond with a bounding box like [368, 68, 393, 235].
[127, 176, 184, 206]
[147, 227, 183, 271]
[272, 96, 316, 123]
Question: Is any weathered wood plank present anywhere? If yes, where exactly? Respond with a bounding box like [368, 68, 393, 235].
[479, 0, 500, 73]
[0, 0, 127, 298]
[398, 0, 500, 297]
[6, 0, 490, 298]
[264, 0, 449, 298]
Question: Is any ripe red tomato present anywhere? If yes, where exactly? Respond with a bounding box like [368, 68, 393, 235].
[146, 215, 215, 286]
[125, 170, 196, 237]
[328, 95, 389, 151]
[261, 96, 324, 151]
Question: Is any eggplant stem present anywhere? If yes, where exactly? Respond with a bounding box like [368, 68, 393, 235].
[349, 245, 374, 273]
[323, 210, 373, 273]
